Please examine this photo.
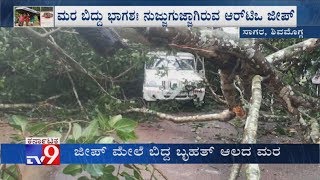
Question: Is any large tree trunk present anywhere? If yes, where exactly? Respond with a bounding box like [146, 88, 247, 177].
[229, 75, 263, 180]
[266, 38, 320, 64]
[133, 27, 318, 116]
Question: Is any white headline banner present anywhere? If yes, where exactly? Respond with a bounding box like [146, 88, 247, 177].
[54, 6, 297, 27]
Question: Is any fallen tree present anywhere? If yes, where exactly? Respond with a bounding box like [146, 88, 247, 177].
[12, 27, 319, 143]
[76, 27, 319, 118]
[15, 27, 319, 115]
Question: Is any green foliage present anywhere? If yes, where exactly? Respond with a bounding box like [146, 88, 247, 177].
[61, 160, 142, 179]
[46, 130, 62, 138]
[0, 165, 19, 180]
[72, 123, 82, 140]
[83, 164, 105, 177]
[8, 115, 28, 133]
[0, 28, 147, 114]
[98, 136, 114, 143]
[8, 112, 139, 179]
[63, 165, 83, 176]
[27, 122, 47, 135]
[81, 120, 100, 142]
[113, 118, 137, 132]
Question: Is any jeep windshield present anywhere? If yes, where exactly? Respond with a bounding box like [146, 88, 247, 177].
[146, 58, 194, 70]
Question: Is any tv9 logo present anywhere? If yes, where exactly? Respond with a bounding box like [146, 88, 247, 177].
[26, 144, 60, 165]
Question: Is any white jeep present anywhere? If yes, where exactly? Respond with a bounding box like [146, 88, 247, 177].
[143, 51, 206, 102]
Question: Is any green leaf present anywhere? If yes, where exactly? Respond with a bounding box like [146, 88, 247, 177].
[82, 120, 99, 141]
[72, 123, 82, 140]
[100, 173, 119, 180]
[83, 164, 104, 177]
[9, 115, 28, 133]
[2, 165, 18, 180]
[96, 110, 111, 131]
[113, 118, 137, 133]
[27, 123, 47, 135]
[116, 131, 137, 142]
[63, 165, 83, 176]
[104, 165, 115, 174]
[10, 134, 24, 142]
[98, 136, 114, 144]
[108, 115, 122, 127]
[134, 169, 143, 180]
[46, 130, 62, 138]
[78, 176, 90, 180]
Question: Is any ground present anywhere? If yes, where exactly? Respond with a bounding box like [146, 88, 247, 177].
[0, 114, 319, 180]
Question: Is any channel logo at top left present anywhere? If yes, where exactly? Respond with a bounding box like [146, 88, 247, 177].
[25, 137, 60, 165]
[14, 6, 54, 27]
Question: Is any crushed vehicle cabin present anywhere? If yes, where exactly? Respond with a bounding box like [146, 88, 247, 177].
[143, 51, 206, 103]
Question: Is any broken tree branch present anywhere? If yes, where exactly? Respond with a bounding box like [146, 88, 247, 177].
[0, 95, 62, 110]
[39, 27, 62, 38]
[17, 28, 120, 101]
[65, 64, 89, 120]
[125, 108, 235, 123]
[219, 68, 240, 109]
[229, 75, 263, 180]
[243, 75, 262, 180]
[204, 77, 227, 104]
[113, 61, 140, 80]
[266, 38, 320, 64]
[142, 28, 318, 115]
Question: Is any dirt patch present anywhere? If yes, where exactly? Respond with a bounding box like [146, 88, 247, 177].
[0, 122, 15, 143]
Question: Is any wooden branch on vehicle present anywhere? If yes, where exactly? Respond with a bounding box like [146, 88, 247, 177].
[124, 108, 235, 123]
